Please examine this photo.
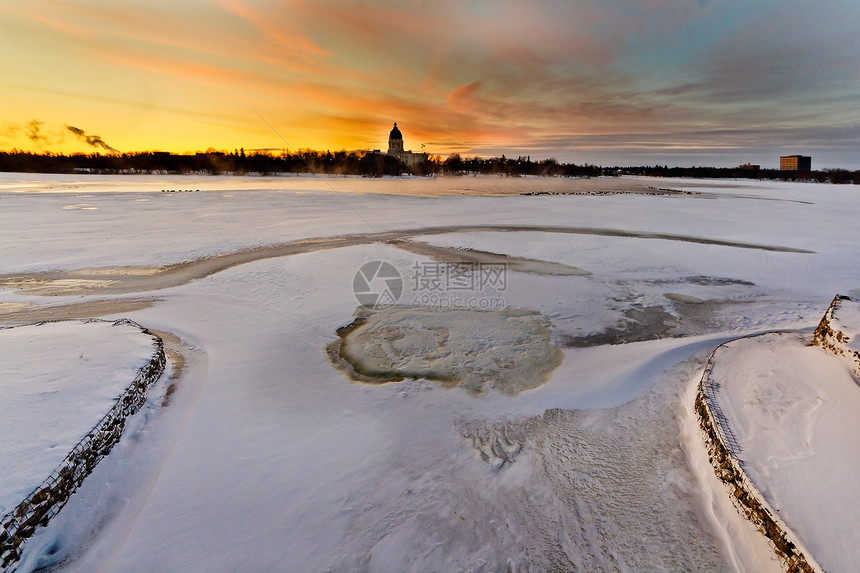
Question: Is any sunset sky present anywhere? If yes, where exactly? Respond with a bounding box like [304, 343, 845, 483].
[2, 0, 858, 168]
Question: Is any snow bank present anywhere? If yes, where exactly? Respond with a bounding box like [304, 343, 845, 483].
[695, 338, 821, 573]
[699, 310, 860, 572]
[0, 320, 164, 569]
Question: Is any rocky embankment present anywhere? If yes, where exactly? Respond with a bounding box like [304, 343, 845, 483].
[695, 360, 818, 573]
[0, 319, 165, 571]
[812, 294, 860, 376]
[693, 295, 860, 573]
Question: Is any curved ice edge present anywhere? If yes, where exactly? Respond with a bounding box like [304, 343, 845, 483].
[0, 319, 166, 571]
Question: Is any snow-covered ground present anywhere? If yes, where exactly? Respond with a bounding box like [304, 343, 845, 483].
[0, 320, 160, 516]
[1, 173, 859, 571]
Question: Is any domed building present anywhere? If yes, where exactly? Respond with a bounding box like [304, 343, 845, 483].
[388, 123, 404, 154]
[386, 122, 427, 168]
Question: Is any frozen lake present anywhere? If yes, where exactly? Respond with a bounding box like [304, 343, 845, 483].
[2, 173, 859, 571]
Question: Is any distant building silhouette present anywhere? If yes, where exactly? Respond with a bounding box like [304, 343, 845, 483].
[780, 155, 811, 171]
[388, 123, 403, 154]
[387, 122, 427, 168]
[738, 163, 760, 170]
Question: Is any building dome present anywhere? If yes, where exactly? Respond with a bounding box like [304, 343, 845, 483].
[389, 122, 402, 140]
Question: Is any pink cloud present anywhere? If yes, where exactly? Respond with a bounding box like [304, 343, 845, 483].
[219, 0, 330, 63]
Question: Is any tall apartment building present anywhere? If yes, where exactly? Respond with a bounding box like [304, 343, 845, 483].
[780, 155, 812, 171]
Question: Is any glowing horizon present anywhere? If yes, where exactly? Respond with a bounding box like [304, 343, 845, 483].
[2, 0, 859, 168]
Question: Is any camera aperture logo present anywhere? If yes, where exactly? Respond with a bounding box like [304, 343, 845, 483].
[353, 259, 507, 310]
[353, 261, 404, 309]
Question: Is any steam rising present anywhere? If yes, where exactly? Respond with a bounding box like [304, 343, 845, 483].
[26, 120, 45, 142]
[65, 125, 119, 153]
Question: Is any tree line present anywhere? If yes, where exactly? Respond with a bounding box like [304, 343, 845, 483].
[619, 164, 860, 184]
[0, 149, 599, 178]
[0, 149, 856, 183]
